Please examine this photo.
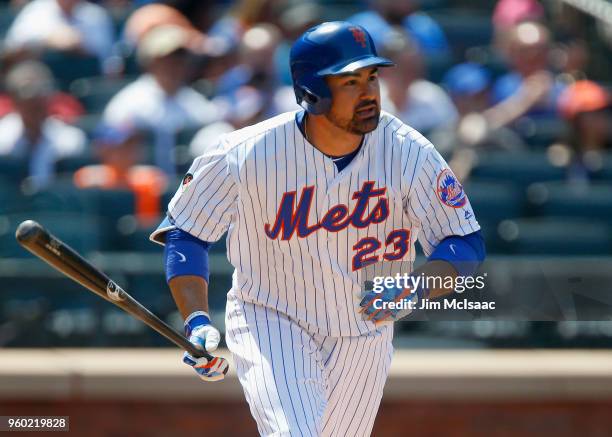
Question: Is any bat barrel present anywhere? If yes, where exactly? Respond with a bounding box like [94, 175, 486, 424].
[14, 220, 215, 362]
[17, 220, 110, 295]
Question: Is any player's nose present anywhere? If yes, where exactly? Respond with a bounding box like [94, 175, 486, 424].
[359, 82, 379, 102]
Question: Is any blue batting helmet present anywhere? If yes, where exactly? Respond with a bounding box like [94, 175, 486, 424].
[290, 21, 394, 115]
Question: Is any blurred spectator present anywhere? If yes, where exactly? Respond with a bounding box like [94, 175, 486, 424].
[275, 1, 322, 86]
[431, 62, 526, 180]
[216, 23, 281, 96]
[492, 21, 565, 119]
[218, 85, 267, 128]
[4, 0, 115, 72]
[161, 0, 219, 33]
[214, 23, 291, 126]
[444, 63, 492, 117]
[550, 38, 589, 80]
[348, 0, 449, 56]
[73, 123, 168, 226]
[189, 121, 235, 158]
[554, 80, 612, 182]
[492, 0, 545, 59]
[548, 4, 590, 80]
[0, 61, 86, 188]
[124, 3, 203, 48]
[493, 0, 544, 34]
[102, 24, 221, 176]
[434, 62, 526, 151]
[277, 2, 321, 39]
[0, 88, 84, 124]
[223, 0, 287, 31]
[379, 28, 457, 133]
[122, 3, 236, 84]
[494, 1, 590, 83]
[204, 0, 289, 58]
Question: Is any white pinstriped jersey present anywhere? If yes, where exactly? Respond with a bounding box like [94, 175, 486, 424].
[168, 110, 480, 337]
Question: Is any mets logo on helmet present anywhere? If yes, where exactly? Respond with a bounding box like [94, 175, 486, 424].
[436, 169, 467, 208]
[349, 27, 367, 48]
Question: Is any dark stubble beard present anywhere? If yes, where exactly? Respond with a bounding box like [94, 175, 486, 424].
[325, 101, 381, 135]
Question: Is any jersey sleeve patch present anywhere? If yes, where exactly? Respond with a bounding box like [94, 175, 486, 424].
[181, 173, 194, 191]
[436, 168, 466, 208]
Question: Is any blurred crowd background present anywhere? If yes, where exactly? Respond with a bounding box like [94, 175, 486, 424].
[0, 0, 611, 349]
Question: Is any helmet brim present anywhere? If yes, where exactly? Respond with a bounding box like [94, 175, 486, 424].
[316, 56, 394, 76]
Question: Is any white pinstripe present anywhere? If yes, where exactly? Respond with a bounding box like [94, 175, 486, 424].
[225, 295, 393, 437]
[167, 110, 480, 435]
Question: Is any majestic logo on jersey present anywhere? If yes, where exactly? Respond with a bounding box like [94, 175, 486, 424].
[349, 27, 367, 48]
[265, 181, 389, 240]
[436, 169, 466, 208]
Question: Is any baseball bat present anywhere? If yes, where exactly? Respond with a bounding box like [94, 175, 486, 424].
[15, 219, 218, 364]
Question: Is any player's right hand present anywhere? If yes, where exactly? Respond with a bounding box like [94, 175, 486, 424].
[359, 285, 416, 323]
[182, 311, 228, 382]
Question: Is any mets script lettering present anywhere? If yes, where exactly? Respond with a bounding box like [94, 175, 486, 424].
[264, 181, 389, 240]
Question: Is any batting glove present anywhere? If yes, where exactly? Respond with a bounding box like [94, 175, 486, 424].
[359, 280, 429, 323]
[182, 311, 228, 382]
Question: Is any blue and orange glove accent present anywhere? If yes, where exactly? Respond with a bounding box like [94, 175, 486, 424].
[182, 311, 228, 382]
[358, 279, 430, 323]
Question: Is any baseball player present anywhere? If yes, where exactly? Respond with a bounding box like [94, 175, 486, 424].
[151, 21, 485, 436]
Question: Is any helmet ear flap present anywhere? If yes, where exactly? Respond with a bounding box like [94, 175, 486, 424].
[291, 59, 332, 114]
[295, 84, 330, 115]
[303, 90, 319, 105]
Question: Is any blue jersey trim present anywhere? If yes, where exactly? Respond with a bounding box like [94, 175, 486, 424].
[295, 110, 363, 172]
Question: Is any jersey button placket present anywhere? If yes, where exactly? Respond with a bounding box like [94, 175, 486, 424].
[320, 159, 335, 241]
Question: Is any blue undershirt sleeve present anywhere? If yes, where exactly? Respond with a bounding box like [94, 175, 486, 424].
[164, 228, 211, 283]
[428, 230, 486, 277]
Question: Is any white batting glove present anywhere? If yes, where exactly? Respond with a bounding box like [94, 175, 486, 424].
[182, 311, 228, 382]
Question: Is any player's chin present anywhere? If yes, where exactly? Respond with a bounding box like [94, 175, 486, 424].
[350, 111, 380, 134]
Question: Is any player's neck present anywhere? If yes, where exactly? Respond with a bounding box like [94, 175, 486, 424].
[305, 113, 363, 157]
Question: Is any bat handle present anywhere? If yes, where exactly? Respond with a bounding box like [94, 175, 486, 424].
[184, 340, 228, 376]
[184, 342, 214, 360]
[143, 313, 214, 360]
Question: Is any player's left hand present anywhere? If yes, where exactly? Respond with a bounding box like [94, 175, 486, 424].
[358, 282, 424, 323]
[182, 311, 229, 382]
